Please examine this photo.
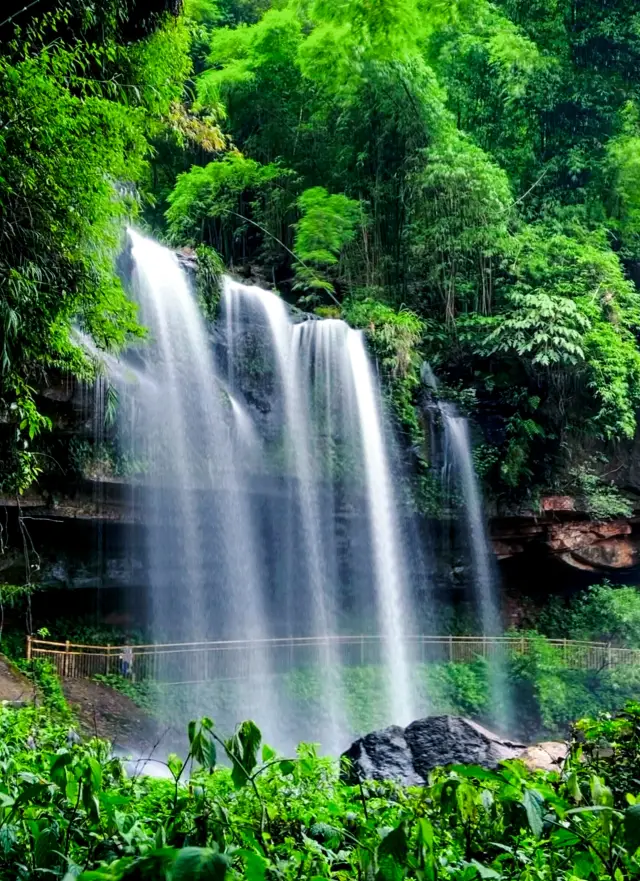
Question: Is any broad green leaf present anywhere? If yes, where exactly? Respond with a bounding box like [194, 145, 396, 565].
[378, 823, 408, 862]
[226, 720, 262, 788]
[471, 860, 502, 879]
[551, 827, 580, 848]
[155, 825, 166, 849]
[34, 827, 58, 869]
[50, 751, 73, 788]
[417, 818, 433, 851]
[168, 753, 183, 780]
[565, 805, 615, 816]
[201, 737, 217, 770]
[87, 757, 103, 791]
[82, 787, 100, 824]
[573, 851, 596, 879]
[590, 776, 613, 807]
[566, 771, 582, 803]
[522, 788, 544, 838]
[418, 819, 436, 881]
[457, 782, 478, 822]
[66, 774, 79, 803]
[173, 847, 231, 881]
[238, 849, 267, 881]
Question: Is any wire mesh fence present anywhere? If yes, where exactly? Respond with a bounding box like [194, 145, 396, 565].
[27, 635, 640, 684]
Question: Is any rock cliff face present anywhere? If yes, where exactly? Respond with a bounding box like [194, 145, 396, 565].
[3, 485, 640, 598]
[491, 500, 640, 574]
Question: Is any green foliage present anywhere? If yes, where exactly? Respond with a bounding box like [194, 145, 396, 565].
[4, 0, 640, 500]
[1, 0, 640, 533]
[15, 659, 70, 716]
[567, 463, 634, 520]
[451, 224, 640, 490]
[605, 103, 640, 258]
[195, 244, 226, 320]
[566, 583, 640, 647]
[0, 0, 192, 493]
[166, 153, 290, 257]
[93, 674, 160, 714]
[408, 135, 512, 322]
[344, 298, 424, 379]
[170, 0, 640, 498]
[4, 694, 640, 880]
[310, 0, 423, 61]
[68, 438, 147, 480]
[482, 291, 590, 368]
[292, 187, 360, 300]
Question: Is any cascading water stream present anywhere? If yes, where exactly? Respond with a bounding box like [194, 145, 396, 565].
[220, 279, 348, 747]
[347, 330, 415, 725]
[425, 376, 511, 731]
[125, 231, 282, 741]
[440, 405, 500, 639]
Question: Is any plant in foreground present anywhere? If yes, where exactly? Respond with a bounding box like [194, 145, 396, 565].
[1, 696, 640, 879]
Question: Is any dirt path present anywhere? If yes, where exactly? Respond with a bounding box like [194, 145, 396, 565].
[0, 655, 32, 703]
[62, 678, 181, 761]
[1, 655, 183, 767]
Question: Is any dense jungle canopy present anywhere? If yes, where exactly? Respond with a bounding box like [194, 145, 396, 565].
[2, 0, 640, 509]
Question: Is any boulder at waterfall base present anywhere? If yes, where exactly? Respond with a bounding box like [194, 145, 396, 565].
[342, 716, 563, 784]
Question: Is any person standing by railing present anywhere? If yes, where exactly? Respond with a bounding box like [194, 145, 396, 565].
[120, 642, 134, 679]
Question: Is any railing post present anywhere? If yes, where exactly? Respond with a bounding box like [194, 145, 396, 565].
[64, 640, 70, 678]
[608, 643, 613, 668]
[448, 635, 453, 662]
[106, 645, 111, 675]
[360, 635, 364, 665]
[26, 634, 32, 661]
[563, 638, 568, 666]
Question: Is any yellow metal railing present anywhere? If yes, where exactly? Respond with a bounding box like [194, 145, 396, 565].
[26, 635, 640, 684]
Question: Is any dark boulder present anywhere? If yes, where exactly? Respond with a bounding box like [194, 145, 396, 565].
[405, 716, 525, 777]
[342, 716, 527, 785]
[341, 725, 423, 786]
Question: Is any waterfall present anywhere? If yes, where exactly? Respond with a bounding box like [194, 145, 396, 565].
[113, 233, 420, 750]
[432, 393, 511, 730]
[346, 330, 414, 725]
[440, 405, 500, 638]
[125, 231, 283, 742]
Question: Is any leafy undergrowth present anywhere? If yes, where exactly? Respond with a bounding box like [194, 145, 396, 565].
[14, 658, 72, 717]
[3, 671, 640, 880]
